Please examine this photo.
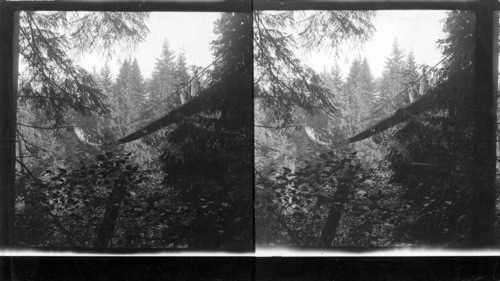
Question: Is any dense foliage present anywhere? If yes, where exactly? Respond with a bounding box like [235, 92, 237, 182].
[257, 151, 372, 247]
[158, 12, 254, 250]
[255, 10, 499, 248]
[386, 11, 480, 246]
[14, 11, 253, 251]
[16, 153, 147, 247]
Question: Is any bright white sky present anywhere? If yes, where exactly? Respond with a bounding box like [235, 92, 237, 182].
[79, 12, 220, 80]
[305, 10, 449, 79]
[79, 10, 448, 81]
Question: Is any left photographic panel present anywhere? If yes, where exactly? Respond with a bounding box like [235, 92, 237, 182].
[1, 8, 253, 252]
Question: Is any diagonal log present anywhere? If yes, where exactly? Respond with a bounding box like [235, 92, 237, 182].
[116, 86, 217, 145]
[348, 88, 445, 143]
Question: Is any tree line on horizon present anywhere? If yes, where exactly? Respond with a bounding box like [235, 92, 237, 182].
[255, 10, 498, 248]
[13, 11, 253, 251]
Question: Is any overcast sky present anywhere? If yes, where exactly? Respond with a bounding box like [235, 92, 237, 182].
[79, 12, 220, 80]
[79, 10, 448, 81]
[305, 10, 448, 79]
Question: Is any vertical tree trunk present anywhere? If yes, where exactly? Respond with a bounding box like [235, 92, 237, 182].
[16, 134, 24, 173]
[320, 203, 344, 247]
[179, 87, 187, 105]
[320, 183, 349, 247]
[0, 8, 19, 248]
[497, 128, 500, 160]
[468, 3, 498, 247]
[94, 181, 127, 248]
[190, 71, 199, 98]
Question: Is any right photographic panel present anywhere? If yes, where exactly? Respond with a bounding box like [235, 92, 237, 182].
[254, 7, 498, 250]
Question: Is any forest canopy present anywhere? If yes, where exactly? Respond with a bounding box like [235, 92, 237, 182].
[11, 11, 253, 251]
[255, 10, 499, 248]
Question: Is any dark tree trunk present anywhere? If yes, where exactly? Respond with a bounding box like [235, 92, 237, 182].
[320, 203, 344, 247]
[94, 181, 128, 248]
[468, 3, 498, 247]
[0, 9, 19, 248]
[17, 134, 24, 173]
[320, 183, 349, 247]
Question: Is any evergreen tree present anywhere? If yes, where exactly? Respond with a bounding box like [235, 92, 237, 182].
[254, 10, 376, 247]
[10, 12, 149, 247]
[149, 12, 254, 250]
[113, 59, 131, 130]
[360, 58, 375, 103]
[387, 11, 484, 246]
[114, 59, 131, 102]
[17, 12, 149, 127]
[344, 58, 363, 127]
[254, 11, 375, 126]
[172, 51, 190, 105]
[148, 39, 176, 113]
[319, 64, 344, 120]
[94, 62, 116, 150]
[110, 58, 147, 136]
[378, 39, 407, 111]
[330, 63, 345, 94]
[343, 57, 376, 131]
[319, 63, 348, 135]
[141, 40, 179, 152]
[99, 62, 114, 97]
[321, 63, 344, 96]
[403, 51, 420, 102]
[129, 58, 146, 106]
